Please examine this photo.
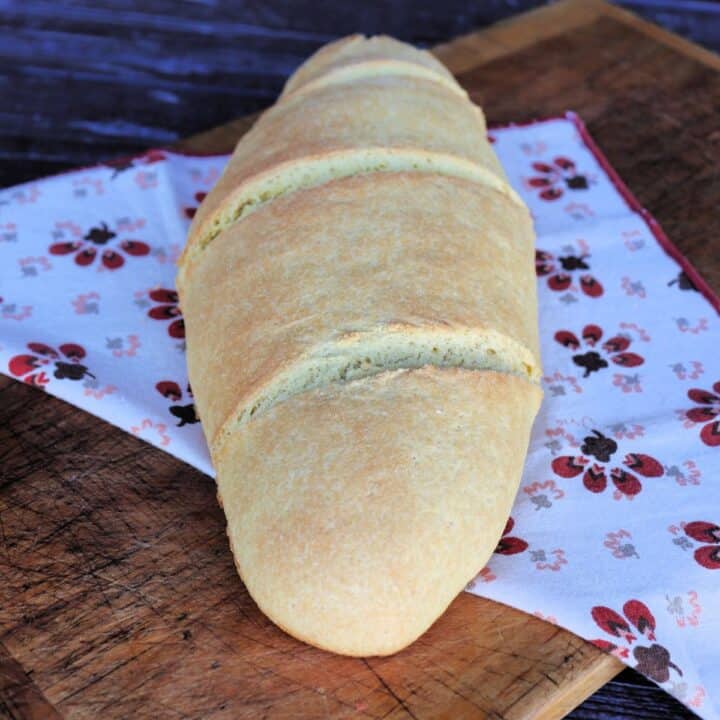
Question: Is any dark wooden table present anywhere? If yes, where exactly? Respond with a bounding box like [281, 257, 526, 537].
[2, 0, 720, 188]
[1, 1, 719, 718]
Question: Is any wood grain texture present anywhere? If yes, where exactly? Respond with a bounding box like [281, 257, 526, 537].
[0, 372, 619, 720]
[433, 0, 720, 74]
[0, 642, 62, 720]
[2, 1, 717, 718]
[2, 0, 720, 187]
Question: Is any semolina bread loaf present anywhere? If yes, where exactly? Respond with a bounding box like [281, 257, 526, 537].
[178, 35, 542, 656]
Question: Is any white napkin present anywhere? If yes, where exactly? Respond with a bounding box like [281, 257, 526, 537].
[1, 113, 717, 719]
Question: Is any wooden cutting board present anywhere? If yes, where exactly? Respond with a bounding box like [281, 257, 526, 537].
[2, 1, 719, 718]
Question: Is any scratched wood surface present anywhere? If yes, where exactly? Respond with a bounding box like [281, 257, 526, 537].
[2, 1, 718, 718]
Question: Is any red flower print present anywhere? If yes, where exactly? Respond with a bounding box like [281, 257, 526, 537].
[535, 248, 603, 297]
[555, 324, 644, 378]
[148, 289, 184, 339]
[527, 156, 589, 201]
[590, 600, 682, 684]
[49, 221, 150, 270]
[184, 191, 208, 219]
[8, 342, 94, 389]
[494, 517, 528, 555]
[156, 381, 199, 427]
[105, 149, 166, 178]
[684, 382, 720, 447]
[551, 429, 663, 498]
[593, 600, 654, 645]
[683, 521, 720, 570]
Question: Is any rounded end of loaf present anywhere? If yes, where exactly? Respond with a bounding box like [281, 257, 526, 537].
[214, 367, 542, 656]
[281, 34, 454, 97]
[179, 39, 510, 272]
[276, 60, 469, 107]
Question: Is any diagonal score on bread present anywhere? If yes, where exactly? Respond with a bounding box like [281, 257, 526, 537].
[179, 60, 515, 275]
[216, 367, 542, 657]
[209, 325, 539, 455]
[179, 171, 540, 454]
[179, 34, 543, 656]
[178, 149, 523, 283]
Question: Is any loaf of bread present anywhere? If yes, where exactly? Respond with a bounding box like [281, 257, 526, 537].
[178, 35, 542, 656]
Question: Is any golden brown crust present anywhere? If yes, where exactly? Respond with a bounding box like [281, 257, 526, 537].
[180, 172, 539, 449]
[215, 367, 542, 656]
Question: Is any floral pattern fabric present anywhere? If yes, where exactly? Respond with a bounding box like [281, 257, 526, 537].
[0, 113, 718, 719]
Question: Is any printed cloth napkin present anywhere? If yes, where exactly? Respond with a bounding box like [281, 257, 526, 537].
[0, 113, 718, 719]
